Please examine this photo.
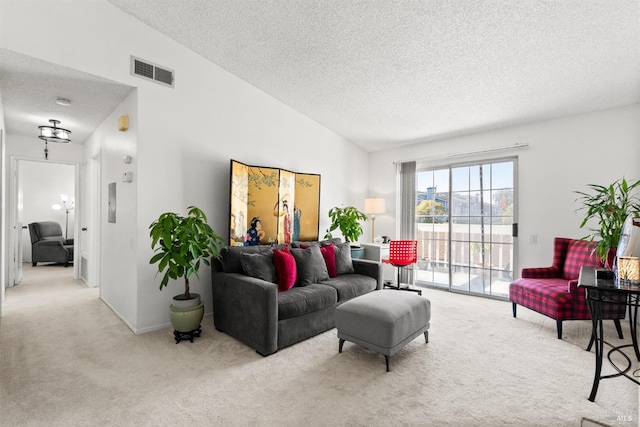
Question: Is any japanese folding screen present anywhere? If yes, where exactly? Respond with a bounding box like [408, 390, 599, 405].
[229, 159, 321, 246]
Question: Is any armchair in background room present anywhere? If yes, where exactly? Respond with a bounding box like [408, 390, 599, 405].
[28, 221, 74, 267]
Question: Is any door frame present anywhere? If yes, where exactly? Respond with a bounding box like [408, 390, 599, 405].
[79, 152, 101, 288]
[415, 156, 518, 298]
[8, 156, 81, 284]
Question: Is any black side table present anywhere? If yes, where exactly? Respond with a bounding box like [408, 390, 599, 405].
[578, 266, 640, 402]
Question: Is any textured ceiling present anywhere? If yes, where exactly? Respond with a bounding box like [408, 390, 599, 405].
[2, 2, 639, 151]
[0, 49, 134, 145]
[108, 0, 640, 151]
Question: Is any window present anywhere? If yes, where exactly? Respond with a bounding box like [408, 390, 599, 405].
[415, 159, 516, 298]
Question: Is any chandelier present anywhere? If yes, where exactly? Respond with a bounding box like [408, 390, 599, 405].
[38, 119, 71, 159]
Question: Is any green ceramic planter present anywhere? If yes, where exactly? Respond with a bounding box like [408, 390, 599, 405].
[350, 246, 365, 259]
[169, 302, 204, 332]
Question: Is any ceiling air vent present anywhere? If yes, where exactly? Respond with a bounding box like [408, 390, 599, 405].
[130, 56, 174, 88]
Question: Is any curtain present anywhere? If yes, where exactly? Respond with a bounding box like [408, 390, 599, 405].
[396, 161, 416, 284]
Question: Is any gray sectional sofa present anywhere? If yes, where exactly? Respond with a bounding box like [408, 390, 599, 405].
[211, 239, 382, 356]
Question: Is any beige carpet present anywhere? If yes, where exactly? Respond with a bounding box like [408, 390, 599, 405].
[1, 265, 638, 427]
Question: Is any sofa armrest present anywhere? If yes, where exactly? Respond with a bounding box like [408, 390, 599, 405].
[521, 266, 561, 279]
[352, 259, 383, 290]
[567, 279, 581, 294]
[211, 272, 279, 356]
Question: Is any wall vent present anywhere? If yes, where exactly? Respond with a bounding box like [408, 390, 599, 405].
[130, 56, 174, 88]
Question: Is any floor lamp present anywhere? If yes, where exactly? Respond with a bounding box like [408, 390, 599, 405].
[52, 194, 74, 240]
[364, 197, 386, 243]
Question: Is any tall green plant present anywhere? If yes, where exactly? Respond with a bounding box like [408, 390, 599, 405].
[575, 178, 640, 262]
[149, 206, 224, 298]
[324, 206, 367, 243]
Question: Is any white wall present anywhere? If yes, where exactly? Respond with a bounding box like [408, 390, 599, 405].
[369, 105, 640, 274]
[0, 88, 6, 315]
[1, 0, 369, 332]
[83, 90, 138, 329]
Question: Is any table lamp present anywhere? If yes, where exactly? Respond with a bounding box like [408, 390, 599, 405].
[617, 256, 640, 285]
[364, 197, 386, 243]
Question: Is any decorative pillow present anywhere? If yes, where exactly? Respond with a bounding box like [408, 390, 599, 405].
[240, 252, 276, 283]
[320, 244, 337, 278]
[321, 238, 343, 247]
[334, 241, 355, 275]
[290, 246, 330, 286]
[291, 238, 342, 248]
[220, 245, 268, 273]
[273, 247, 297, 292]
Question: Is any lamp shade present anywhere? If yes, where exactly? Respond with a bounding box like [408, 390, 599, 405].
[38, 119, 71, 143]
[618, 256, 640, 285]
[364, 197, 386, 215]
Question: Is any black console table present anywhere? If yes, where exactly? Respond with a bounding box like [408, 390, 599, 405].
[578, 266, 640, 402]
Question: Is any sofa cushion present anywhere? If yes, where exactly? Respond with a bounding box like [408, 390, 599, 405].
[509, 277, 574, 320]
[335, 241, 355, 275]
[291, 246, 330, 286]
[240, 251, 276, 283]
[273, 246, 297, 292]
[220, 245, 269, 273]
[321, 274, 377, 302]
[320, 244, 337, 278]
[277, 283, 337, 320]
[562, 240, 601, 280]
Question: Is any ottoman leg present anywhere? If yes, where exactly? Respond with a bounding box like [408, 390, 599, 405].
[385, 355, 390, 372]
[424, 331, 429, 343]
[339, 338, 345, 353]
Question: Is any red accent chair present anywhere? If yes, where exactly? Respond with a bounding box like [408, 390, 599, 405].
[509, 237, 625, 339]
[382, 240, 422, 295]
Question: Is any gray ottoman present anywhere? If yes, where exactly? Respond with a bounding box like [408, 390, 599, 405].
[335, 290, 431, 371]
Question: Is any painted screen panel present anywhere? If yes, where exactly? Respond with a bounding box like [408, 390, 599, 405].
[229, 160, 320, 245]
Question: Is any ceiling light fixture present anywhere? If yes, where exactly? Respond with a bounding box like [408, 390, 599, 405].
[38, 119, 71, 160]
[55, 97, 71, 106]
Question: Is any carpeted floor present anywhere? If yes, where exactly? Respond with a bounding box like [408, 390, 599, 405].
[0, 265, 638, 426]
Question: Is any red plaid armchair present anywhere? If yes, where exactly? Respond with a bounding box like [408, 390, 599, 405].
[509, 237, 625, 339]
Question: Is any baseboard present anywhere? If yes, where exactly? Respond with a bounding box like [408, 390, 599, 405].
[581, 417, 612, 427]
[100, 297, 139, 334]
[99, 299, 215, 335]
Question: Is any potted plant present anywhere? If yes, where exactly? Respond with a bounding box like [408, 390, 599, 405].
[324, 206, 367, 258]
[149, 205, 224, 340]
[575, 178, 640, 267]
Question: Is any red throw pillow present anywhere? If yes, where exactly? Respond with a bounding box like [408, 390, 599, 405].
[273, 246, 297, 291]
[320, 244, 337, 278]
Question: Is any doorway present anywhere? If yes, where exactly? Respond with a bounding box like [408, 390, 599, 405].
[415, 158, 517, 298]
[9, 159, 78, 287]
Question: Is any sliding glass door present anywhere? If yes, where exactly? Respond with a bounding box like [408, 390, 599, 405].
[415, 159, 516, 298]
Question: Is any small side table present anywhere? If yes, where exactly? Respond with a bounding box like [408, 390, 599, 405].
[578, 266, 640, 402]
[361, 243, 393, 282]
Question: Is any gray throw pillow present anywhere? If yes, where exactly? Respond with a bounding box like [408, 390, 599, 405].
[334, 241, 354, 275]
[290, 246, 330, 286]
[220, 245, 267, 273]
[291, 238, 342, 248]
[240, 252, 277, 283]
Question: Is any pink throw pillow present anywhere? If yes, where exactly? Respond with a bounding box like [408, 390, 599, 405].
[273, 246, 297, 291]
[320, 244, 337, 278]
